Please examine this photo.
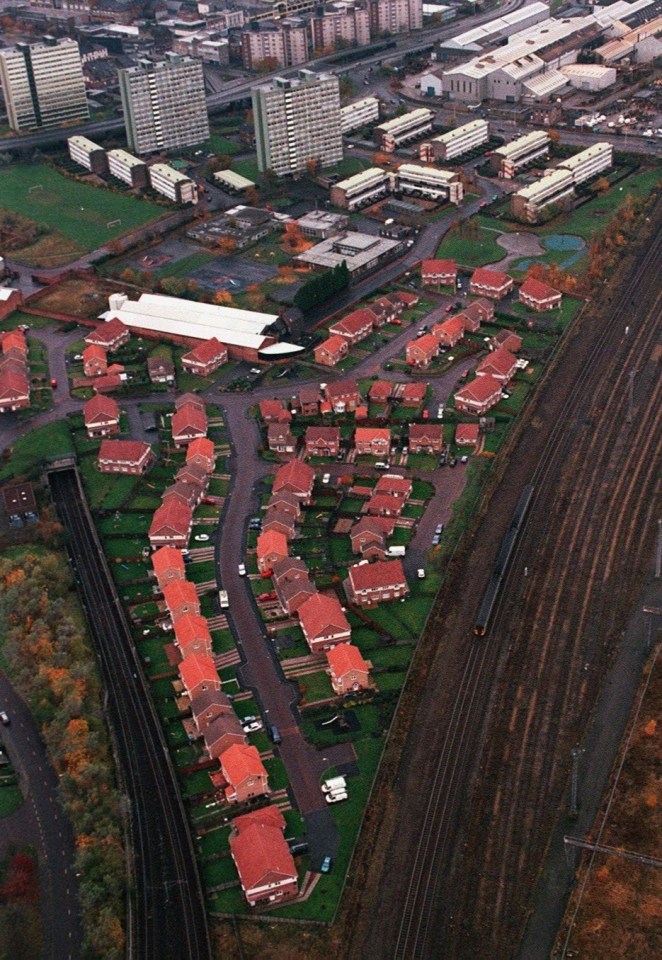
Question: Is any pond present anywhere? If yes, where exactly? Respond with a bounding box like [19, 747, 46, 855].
[516, 233, 587, 271]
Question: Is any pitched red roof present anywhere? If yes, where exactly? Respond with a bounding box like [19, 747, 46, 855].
[369, 380, 393, 401]
[98, 439, 151, 464]
[367, 493, 403, 515]
[175, 392, 205, 410]
[305, 425, 339, 443]
[298, 592, 350, 641]
[172, 402, 207, 438]
[174, 613, 212, 649]
[471, 267, 512, 288]
[316, 334, 347, 357]
[432, 316, 465, 339]
[456, 374, 502, 404]
[374, 475, 412, 496]
[408, 333, 438, 355]
[221, 743, 267, 786]
[260, 399, 286, 420]
[409, 423, 443, 443]
[519, 277, 561, 301]
[83, 343, 107, 362]
[273, 459, 315, 494]
[149, 500, 193, 538]
[0, 371, 29, 400]
[325, 379, 360, 400]
[355, 427, 390, 444]
[162, 579, 199, 613]
[330, 309, 374, 336]
[83, 393, 119, 424]
[349, 559, 406, 591]
[422, 258, 457, 276]
[230, 806, 296, 892]
[326, 642, 370, 677]
[476, 346, 517, 378]
[85, 316, 128, 348]
[455, 423, 480, 444]
[151, 546, 185, 578]
[392, 290, 419, 305]
[186, 436, 215, 464]
[400, 382, 426, 403]
[350, 516, 395, 540]
[1, 331, 27, 353]
[182, 337, 227, 364]
[178, 652, 218, 693]
[257, 528, 289, 560]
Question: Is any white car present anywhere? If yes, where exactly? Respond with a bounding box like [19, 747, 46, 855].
[417, 568, 426, 579]
[238, 563, 247, 576]
[194, 534, 210, 542]
[322, 473, 331, 484]
[461, 455, 469, 464]
[325, 790, 348, 804]
[435, 524, 443, 535]
[243, 721, 263, 733]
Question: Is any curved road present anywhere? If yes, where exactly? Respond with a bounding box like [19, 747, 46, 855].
[0, 673, 82, 959]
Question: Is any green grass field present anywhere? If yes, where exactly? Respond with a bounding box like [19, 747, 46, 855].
[436, 223, 506, 268]
[0, 164, 164, 256]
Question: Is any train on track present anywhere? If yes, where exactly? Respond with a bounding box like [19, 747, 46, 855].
[474, 484, 534, 637]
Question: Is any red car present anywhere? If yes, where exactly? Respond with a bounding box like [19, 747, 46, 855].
[50, 378, 58, 388]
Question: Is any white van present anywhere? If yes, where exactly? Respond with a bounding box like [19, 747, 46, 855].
[219, 590, 229, 609]
[322, 776, 347, 794]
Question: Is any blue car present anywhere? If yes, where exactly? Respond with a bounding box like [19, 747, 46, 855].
[320, 856, 333, 874]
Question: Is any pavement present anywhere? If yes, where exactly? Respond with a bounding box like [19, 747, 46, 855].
[0, 673, 82, 960]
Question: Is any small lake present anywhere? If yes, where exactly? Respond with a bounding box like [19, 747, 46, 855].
[517, 233, 587, 271]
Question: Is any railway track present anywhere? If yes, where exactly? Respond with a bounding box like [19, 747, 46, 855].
[354, 203, 662, 960]
[48, 468, 211, 960]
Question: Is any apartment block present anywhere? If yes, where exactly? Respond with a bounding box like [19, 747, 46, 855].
[371, 0, 423, 35]
[395, 164, 463, 204]
[252, 70, 343, 177]
[511, 168, 575, 224]
[374, 107, 433, 151]
[241, 19, 309, 70]
[149, 164, 198, 204]
[118, 54, 209, 155]
[310, 6, 371, 52]
[422, 119, 488, 162]
[490, 130, 550, 178]
[557, 142, 613, 185]
[107, 148, 149, 189]
[67, 135, 108, 175]
[0, 37, 89, 132]
[340, 96, 380, 134]
[330, 167, 391, 210]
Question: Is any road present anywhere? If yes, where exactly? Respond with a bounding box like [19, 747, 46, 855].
[0, 673, 82, 960]
[48, 468, 211, 960]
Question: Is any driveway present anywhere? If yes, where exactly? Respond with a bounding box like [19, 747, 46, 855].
[0, 673, 82, 960]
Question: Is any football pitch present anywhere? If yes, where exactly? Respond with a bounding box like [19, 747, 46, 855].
[0, 163, 165, 252]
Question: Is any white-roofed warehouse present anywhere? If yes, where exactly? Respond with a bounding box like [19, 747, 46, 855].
[100, 292, 301, 363]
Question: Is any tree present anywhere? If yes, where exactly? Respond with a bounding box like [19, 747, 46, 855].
[548, 129, 561, 146]
[216, 236, 238, 256]
[282, 222, 310, 253]
[305, 157, 321, 179]
[214, 290, 234, 305]
[294, 261, 351, 314]
[244, 186, 259, 206]
[372, 152, 392, 167]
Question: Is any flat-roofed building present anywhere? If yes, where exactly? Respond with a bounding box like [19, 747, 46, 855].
[490, 130, 550, 178]
[557, 142, 613, 185]
[107, 149, 148, 189]
[560, 64, 617, 92]
[118, 54, 209, 155]
[340, 96, 380, 134]
[511, 168, 575, 224]
[252, 70, 342, 177]
[293, 231, 404, 278]
[0, 37, 89, 132]
[374, 108, 434, 152]
[67, 136, 108, 174]
[213, 169, 255, 194]
[375, 0, 424, 34]
[148, 164, 198, 205]
[395, 163, 464, 204]
[422, 119, 488, 162]
[296, 210, 349, 239]
[330, 167, 391, 211]
[311, 6, 371, 53]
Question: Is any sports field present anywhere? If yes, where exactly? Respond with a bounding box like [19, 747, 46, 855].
[0, 164, 165, 264]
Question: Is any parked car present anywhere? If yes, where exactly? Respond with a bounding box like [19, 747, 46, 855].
[449, 457, 457, 468]
[435, 523, 444, 535]
[320, 855, 333, 873]
[326, 790, 348, 804]
[238, 563, 247, 576]
[50, 378, 58, 388]
[269, 725, 282, 744]
[243, 721, 263, 734]
[322, 473, 331, 484]
[241, 715, 257, 725]
[432, 534, 440, 546]
[417, 568, 426, 579]
[194, 534, 210, 542]
[0, 711, 9, 726]
[461, 455, 469, 464]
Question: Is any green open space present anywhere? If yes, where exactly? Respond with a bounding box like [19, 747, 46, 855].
[0, 420, 73, 482]
[436, 222, 506, 268]
[0, 776, 23, 817]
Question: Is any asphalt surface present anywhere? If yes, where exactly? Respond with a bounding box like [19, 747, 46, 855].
[0, 673, 82, 960]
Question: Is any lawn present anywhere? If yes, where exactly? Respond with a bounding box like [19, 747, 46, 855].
[155, 251, 218, 279]
[0, 164, 165, 263]
[0, 420, 73, 482]
[0, 778, 23, 817]
[436, 223, 506, 268]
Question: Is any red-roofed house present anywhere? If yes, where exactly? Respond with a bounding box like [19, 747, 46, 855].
[324, 379, 361, 413]
[185, 437, 215, 473]
[432, 315, 465, 347]
[82, 344, 108, 377]
[350, 517, 394, 556]
[267, 490, 301, 519]
[147, 355, 175, 385]
[191, 689, 245, 760]
[273, 461, 315, 503]
[327, 643, 373, 695]
[455, 423, 480, 446]
[297, 592, 351, 652]
[455, 375, 503, 415]
[518, 277, 562, 312]
[162, 480, 203, 510]
[297, 388, 320, 417]
[178, 653, 220, 700]
[329, 309, 374, 345]
[421, 258, 457, 288]
[259, 399, 291, 423]
[470, 268, 513, 300]
[163, 579, 200, 620]
[0, 371, 29, 412]
[366, 493, 404, 518]
[229, 806, 298, 907]
[490, 329, 522, 353]
[148, 500, 193, 548]
[181, 337, 228, 376]
[175, 392, 205, 411]
[391, 290, 419, 307]
[369, 380, 393, 404]
[369, 296, 399, 325]
[375, 474, 412, 500]
[407, 333, 438, 369]
[262, 508, 296, 540]
[172, 402, 207, 447]
[464, 299, 494, 324]
[272, 558, 315, 614]
[400, 382, 426, 407]
[83, 394, 120, 437]
[151, 546, 185, 589]
[304, 425, 340, 458]
[220, 743, 269, 804]
[175, 462, 209, 493]
[314, 335, 349, 368]
[409, 423, 443, 453]
[174, 613, 212, 657]
[85, 317, 130, 351]
[267, 423, 296, 455]
[345, 559, 409, 607]
[354, 427, 391, 457]
[476, 346, 517, 383]
[97, 439, 154, 474]
[1, 330, 27, 356]
[257, 529, 289, 574]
